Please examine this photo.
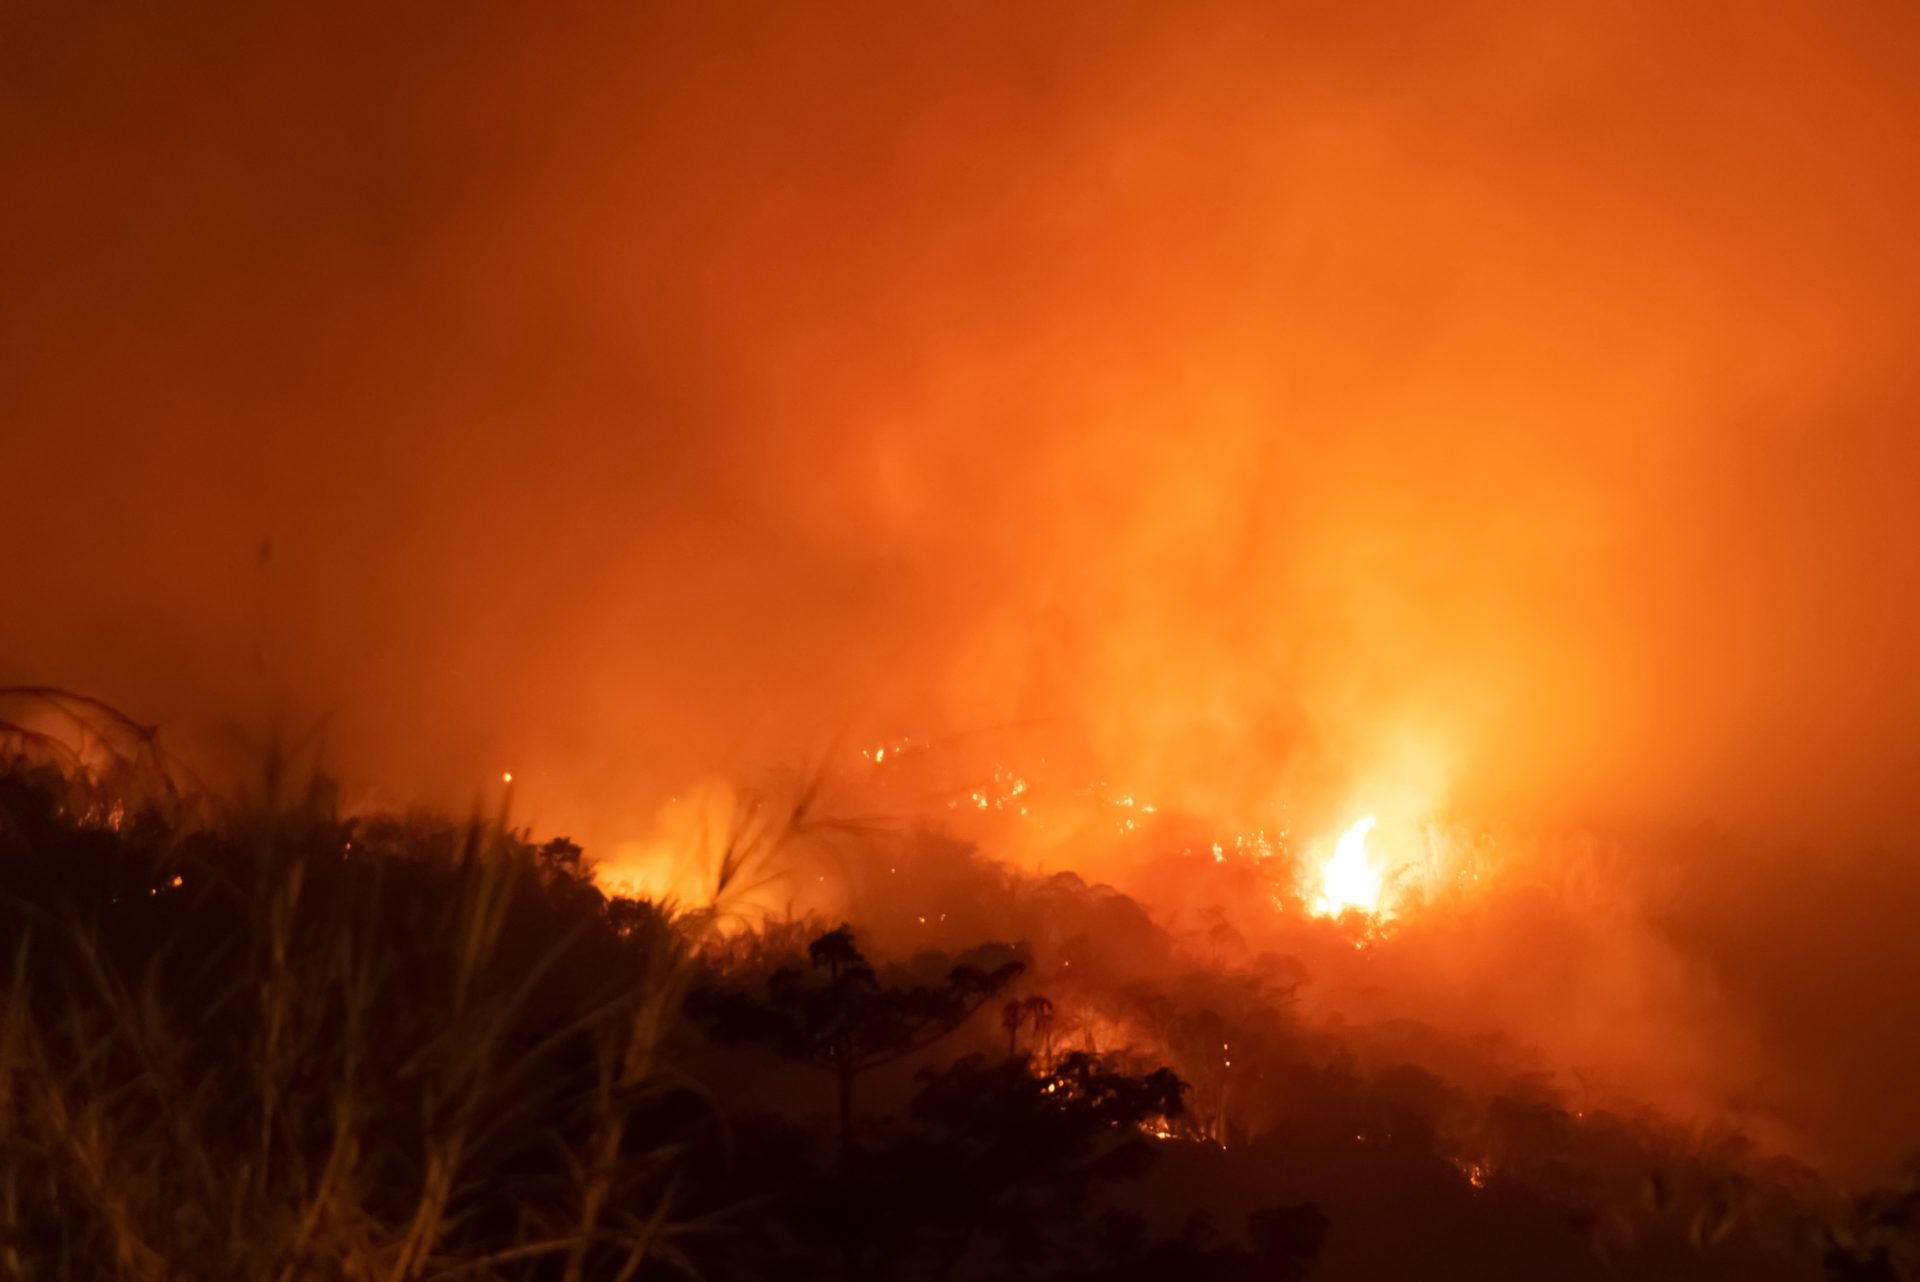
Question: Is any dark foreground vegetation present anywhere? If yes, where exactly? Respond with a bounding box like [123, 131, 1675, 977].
[0, 755, 1320, 1281]
[0, 690, 1916, 1281]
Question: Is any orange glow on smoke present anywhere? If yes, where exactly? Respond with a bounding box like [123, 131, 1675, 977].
[8, 0, 1920, 1187]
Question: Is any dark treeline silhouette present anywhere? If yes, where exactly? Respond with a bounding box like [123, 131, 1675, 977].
[683, 922, 1323, 1279]
[0, 702, 1914, 1280]
[688, 923, 1026, 1153]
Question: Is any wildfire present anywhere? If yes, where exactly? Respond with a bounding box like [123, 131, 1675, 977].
[1312, 815, 1382, 917]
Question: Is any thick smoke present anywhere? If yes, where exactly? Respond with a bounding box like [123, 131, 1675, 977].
[4, 0, 1919, 1177]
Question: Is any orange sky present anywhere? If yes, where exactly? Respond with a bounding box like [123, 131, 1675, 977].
[6, 0, 1917, 846]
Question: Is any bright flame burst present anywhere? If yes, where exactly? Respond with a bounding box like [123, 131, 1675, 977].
[1312, 815, 1381, 917]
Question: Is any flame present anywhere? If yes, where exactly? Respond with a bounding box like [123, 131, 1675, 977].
[1312, 815, 1381, 917]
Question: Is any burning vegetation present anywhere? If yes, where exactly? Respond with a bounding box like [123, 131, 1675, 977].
[0, 695, 1914, 1279]
[8, 1, 1920, 1278]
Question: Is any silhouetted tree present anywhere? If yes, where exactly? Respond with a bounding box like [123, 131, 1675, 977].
[788, 1048, 1196, 1279]
[690, 925, 1022, 1151]
[1003, 993, 1056, 1061]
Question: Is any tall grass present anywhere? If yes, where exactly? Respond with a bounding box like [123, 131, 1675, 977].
[0, 733, 729, 1282]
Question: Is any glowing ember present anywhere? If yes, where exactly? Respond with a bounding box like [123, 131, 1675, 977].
[1313, 815, 1381, 917]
